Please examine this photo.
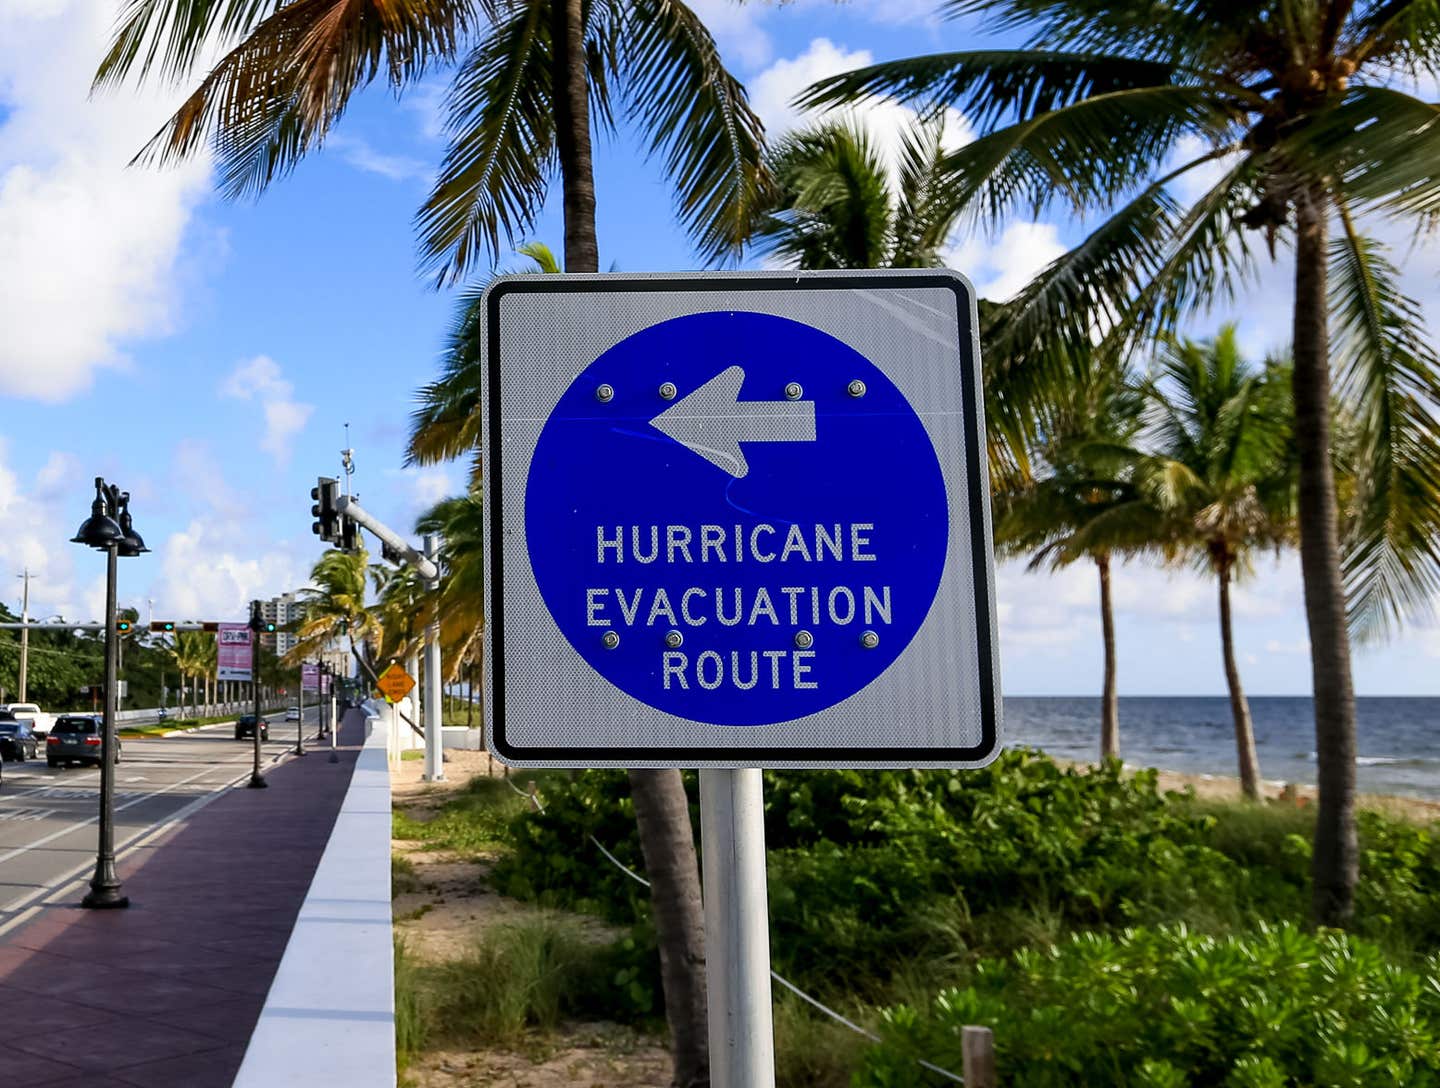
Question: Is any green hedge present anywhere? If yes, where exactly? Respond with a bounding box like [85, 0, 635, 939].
[857, 924, 1440, 1087]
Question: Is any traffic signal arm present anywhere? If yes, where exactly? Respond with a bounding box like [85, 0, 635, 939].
[334, 496, 438, 580]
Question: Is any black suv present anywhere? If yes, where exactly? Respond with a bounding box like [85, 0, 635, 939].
[47, 715, 121, 768]
[235, 714, 270, 741]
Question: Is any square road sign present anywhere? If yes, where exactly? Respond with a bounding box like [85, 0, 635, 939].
[483, 270, 1001, 768]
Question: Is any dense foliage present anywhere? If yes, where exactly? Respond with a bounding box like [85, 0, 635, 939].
[403, 754, 1440, 1081]
[859, 924, 1440, 1087]
[490, 753, 1440, 992]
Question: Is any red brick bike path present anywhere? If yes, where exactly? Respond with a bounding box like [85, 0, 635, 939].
[0, 714, 365, 1088]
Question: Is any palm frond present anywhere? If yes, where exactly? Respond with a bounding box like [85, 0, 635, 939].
[122, 0, 471, 198]
[798, 48, 1201, 128]
[936, 85, 1244, 226]
[96, 0, 277, 88]
[620, 0, 770, 263]
[1283, 86, 1440, 220]
[417, 3, 556, 283]
[1329, 205, 1440, 639]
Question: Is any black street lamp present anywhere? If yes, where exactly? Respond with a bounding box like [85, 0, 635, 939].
[247, 600, 268, 789]
[70, 478, 147, 910]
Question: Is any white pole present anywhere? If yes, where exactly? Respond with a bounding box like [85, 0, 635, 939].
[17, 568, 30, 702]
[423, 533, 444, 782]
[700, 768, 775, 1088]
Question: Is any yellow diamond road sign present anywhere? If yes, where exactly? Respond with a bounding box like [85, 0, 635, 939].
[376, 663, 416, 704]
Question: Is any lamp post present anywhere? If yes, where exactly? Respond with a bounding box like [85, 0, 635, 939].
[70, 478, 146, 910]
[247, 600, 268, 789]
[326, 664, 340, 763]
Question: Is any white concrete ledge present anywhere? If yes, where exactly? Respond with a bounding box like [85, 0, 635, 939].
[233, 712, 395, 1088]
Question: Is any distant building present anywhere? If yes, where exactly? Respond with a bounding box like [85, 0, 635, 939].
[260, 592, 304, 656]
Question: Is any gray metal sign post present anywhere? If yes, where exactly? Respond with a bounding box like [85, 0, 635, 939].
[480, 271, 1001, 1088]
[423, 534, 445, 782]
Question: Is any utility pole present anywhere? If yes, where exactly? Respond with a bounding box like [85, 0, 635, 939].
[17, 568, 29, 702]
[248, 600, 267, 789]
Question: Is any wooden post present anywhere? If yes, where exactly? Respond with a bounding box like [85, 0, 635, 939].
[527, 779, 540, 811]
[962, 1026, 995, 1088]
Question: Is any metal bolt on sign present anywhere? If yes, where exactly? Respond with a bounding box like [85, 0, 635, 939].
[601, 631, 621, 650]
[859, 630, 880, 649]
[793, 630, 814, 650]
[783, 381, 803, 400]
[847, 379, 867, 398]
[665, 630, 684, 649]
[595, 383, 615, 403]
[659, 382, 678, 401]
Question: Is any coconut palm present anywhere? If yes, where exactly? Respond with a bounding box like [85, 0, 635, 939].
[415, 490, 487, 678]
[754, 117, 960, 269]
[1143, 327, 1297, 800]
[408, 242, 559, 483]
[994, 362, 1154, 759]
[169, 631, 210, 716]
[100, 3, 766, 1069]
[291, 549, 387, 682]
[803, 0, 1440, 925]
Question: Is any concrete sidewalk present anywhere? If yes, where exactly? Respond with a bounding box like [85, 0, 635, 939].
[0, 714, 366, 1088]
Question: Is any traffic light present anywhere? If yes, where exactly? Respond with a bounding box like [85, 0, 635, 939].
[149, 621, 175, 633]
[116, 620, 132, 633]
[311, 477, 340, 543]
[380, 541, 404, 565]
[340, 514, 358, 553]
[248, 601, 278, 634]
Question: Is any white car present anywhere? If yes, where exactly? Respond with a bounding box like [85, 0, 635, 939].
[285, 707, 301, 722]
[1, 703, 52, 736]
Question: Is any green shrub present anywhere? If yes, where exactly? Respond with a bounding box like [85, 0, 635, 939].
[393, 939, 430, 1070]
[408, 914, 659, 1044]
[857, 924, 1440, 1087]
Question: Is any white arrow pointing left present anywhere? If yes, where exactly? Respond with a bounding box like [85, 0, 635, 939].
[649, 366, 817, 478]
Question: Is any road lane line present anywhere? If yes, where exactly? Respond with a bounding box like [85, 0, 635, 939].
[0, 744, 300, 923]
[0, 757, 253, 868]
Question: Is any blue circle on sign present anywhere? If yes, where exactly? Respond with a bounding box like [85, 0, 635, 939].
[525, 311, 949, 726]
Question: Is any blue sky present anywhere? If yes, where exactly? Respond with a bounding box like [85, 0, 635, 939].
[1, 0, 1437, 696]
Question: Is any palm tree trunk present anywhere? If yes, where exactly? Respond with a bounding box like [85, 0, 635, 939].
[1293, 184, 1358, 926]
[547, 0, 706, 1073]
[551, 0, 599, 273]
[1217, 556, 1262, 800]
[1097, 553, 1119, 760]
[629, 769, 709, 1088]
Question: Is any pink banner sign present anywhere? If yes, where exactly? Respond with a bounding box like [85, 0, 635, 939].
[302, 663, 319, 692]
[218, 623, 253, 682]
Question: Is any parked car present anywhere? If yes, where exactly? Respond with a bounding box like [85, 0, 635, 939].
[284, 707, 301, 722]
[235, 714, 270, 741]
[0, 713, 41, 761]
[47, 715, 122, 768]
[1, 702, 53, 737]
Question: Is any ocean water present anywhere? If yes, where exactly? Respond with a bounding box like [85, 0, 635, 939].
[1004, 696, 1440, 801]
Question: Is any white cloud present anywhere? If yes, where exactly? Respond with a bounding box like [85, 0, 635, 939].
[749, 38, 973, 172]
[149, 519, 309, 621]
[220, 356, 314, 466]
[327, 133, 431, 184]
[0, 0, 214, 402]
[946, 221, 1069, 302]
[0, 439, 86, 619]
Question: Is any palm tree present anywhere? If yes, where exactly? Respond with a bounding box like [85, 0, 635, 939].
[1143, 328, 1296, 800]
[753, 117, 960, 269]
[994, 364, 1154, 759]
[100, 4, 766, 1072]
[292, 549, 386, 683]
[408, 242, 559, 483]
[804, 0, 1440, 926]
[415, 491, 487, 678]
[170, 631, 210, 716]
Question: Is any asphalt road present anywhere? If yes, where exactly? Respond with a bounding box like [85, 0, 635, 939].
[0, 708, 324, 935]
